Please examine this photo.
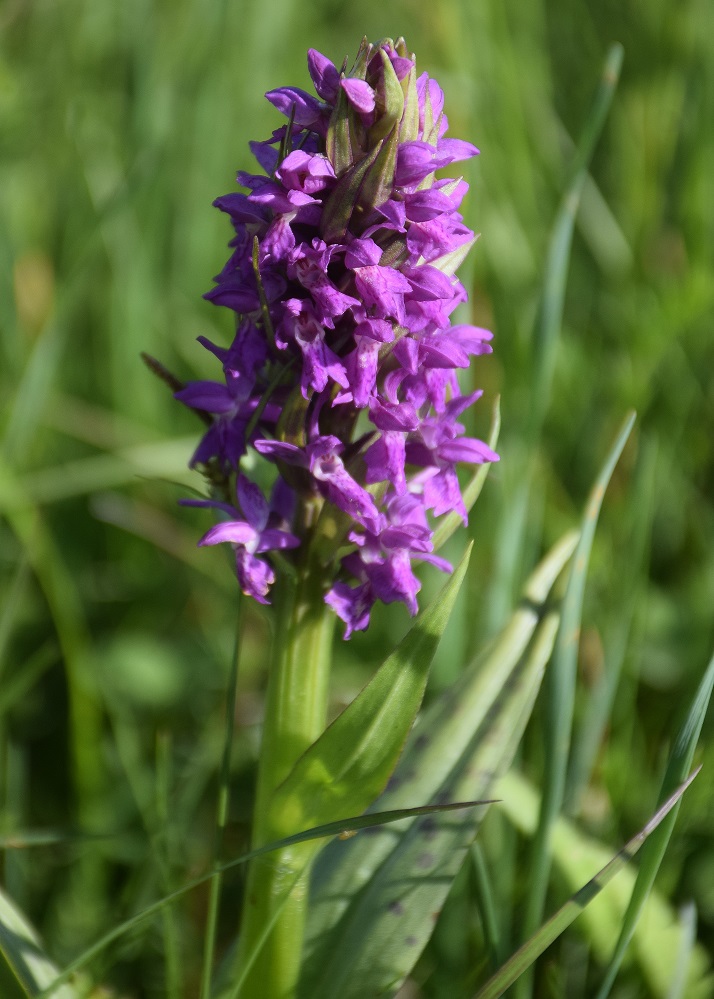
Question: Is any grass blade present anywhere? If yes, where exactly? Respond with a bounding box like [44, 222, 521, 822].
[474, 770, 700, 999]
[36, 800, 491, 998]
[595, 651, 714, 999]
[521, 411, 636, 952]
[529, 42, 624, 437]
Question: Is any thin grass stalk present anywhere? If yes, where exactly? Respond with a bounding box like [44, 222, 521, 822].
[200, 598, 244, 999]
[470, 841, 503, 970]
[156, 732, 182, 999]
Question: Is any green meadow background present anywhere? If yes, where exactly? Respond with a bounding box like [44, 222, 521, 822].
[1, 0, 713, 995]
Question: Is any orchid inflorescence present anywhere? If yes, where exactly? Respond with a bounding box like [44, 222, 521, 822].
[177, 37, 498, 637]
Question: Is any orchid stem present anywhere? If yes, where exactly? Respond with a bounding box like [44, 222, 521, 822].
[234, 541, 334, 999]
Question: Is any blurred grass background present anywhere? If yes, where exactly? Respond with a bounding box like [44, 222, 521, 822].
[1, 0, 713, 995]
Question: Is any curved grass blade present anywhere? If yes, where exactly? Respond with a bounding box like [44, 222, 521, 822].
[474, 770, 701, 999]
[595, 651, 714, 999]
[522, 411, 636, 952]
[304, 530, 578, 954]
[0, 887, 78, 998]
[497, 768, 713, 996]
[298, 609, 561, 999]
[35, 800, 490, 999]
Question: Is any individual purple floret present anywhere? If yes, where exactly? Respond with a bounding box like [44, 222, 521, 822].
[183, 475, 299, 604]
[178, 37, 498, 631]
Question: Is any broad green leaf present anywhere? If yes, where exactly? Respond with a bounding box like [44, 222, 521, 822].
[267, 544, 473, 841]
[497, 769, 714, 999]
[0, 886, 78, 998]
[596, 650, 714, 999]
[298, 532, 580, 998]
[304, 529, 578, 949]
[298, 610, 561, 999]
[475, 771, 701, 999]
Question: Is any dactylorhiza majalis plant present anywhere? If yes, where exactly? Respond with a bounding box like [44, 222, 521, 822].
[177, 37, 497, 999]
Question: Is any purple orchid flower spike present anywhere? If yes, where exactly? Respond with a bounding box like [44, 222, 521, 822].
[178, 37, 497, 633]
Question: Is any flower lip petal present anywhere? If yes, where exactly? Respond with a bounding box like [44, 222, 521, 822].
[340, 78, 376, 114]
[174, 381, 235, 413]
[264, 87, 329, 133]
[307, 48, 341, 102]
[237, 475, 269, 531]
[198, 521, 258, 547]
[369, 398, 420, 432]
[256, 528, 301, 552]
[437, 437, 500, 464]
[254, 440, 309, 467]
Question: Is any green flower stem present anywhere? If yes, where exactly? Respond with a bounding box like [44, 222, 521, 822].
[235, 541, 335, 999]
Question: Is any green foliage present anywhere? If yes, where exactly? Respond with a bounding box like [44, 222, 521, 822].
[299, 535, 574, 997]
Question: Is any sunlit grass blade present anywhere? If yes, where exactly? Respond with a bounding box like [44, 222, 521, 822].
[0, 439, 197, 508]
[521, 411, 636, 962]
[474, 769, 700, 999]
[595, 651, 714, 999]
[0, 830, 108, 850]
[0, 886, 79, 999]
[36, 800, 492, 999]
[667, 901, 698, 999]
[298, 609, 561, 999]
[304, 530, 578, 953]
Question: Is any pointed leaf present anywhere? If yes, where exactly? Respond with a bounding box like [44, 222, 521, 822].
[304, 530, 578, 952]
[298, 610, 562, 998]
[497, 769, 714, 998]
[268, 544, 473, 841]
